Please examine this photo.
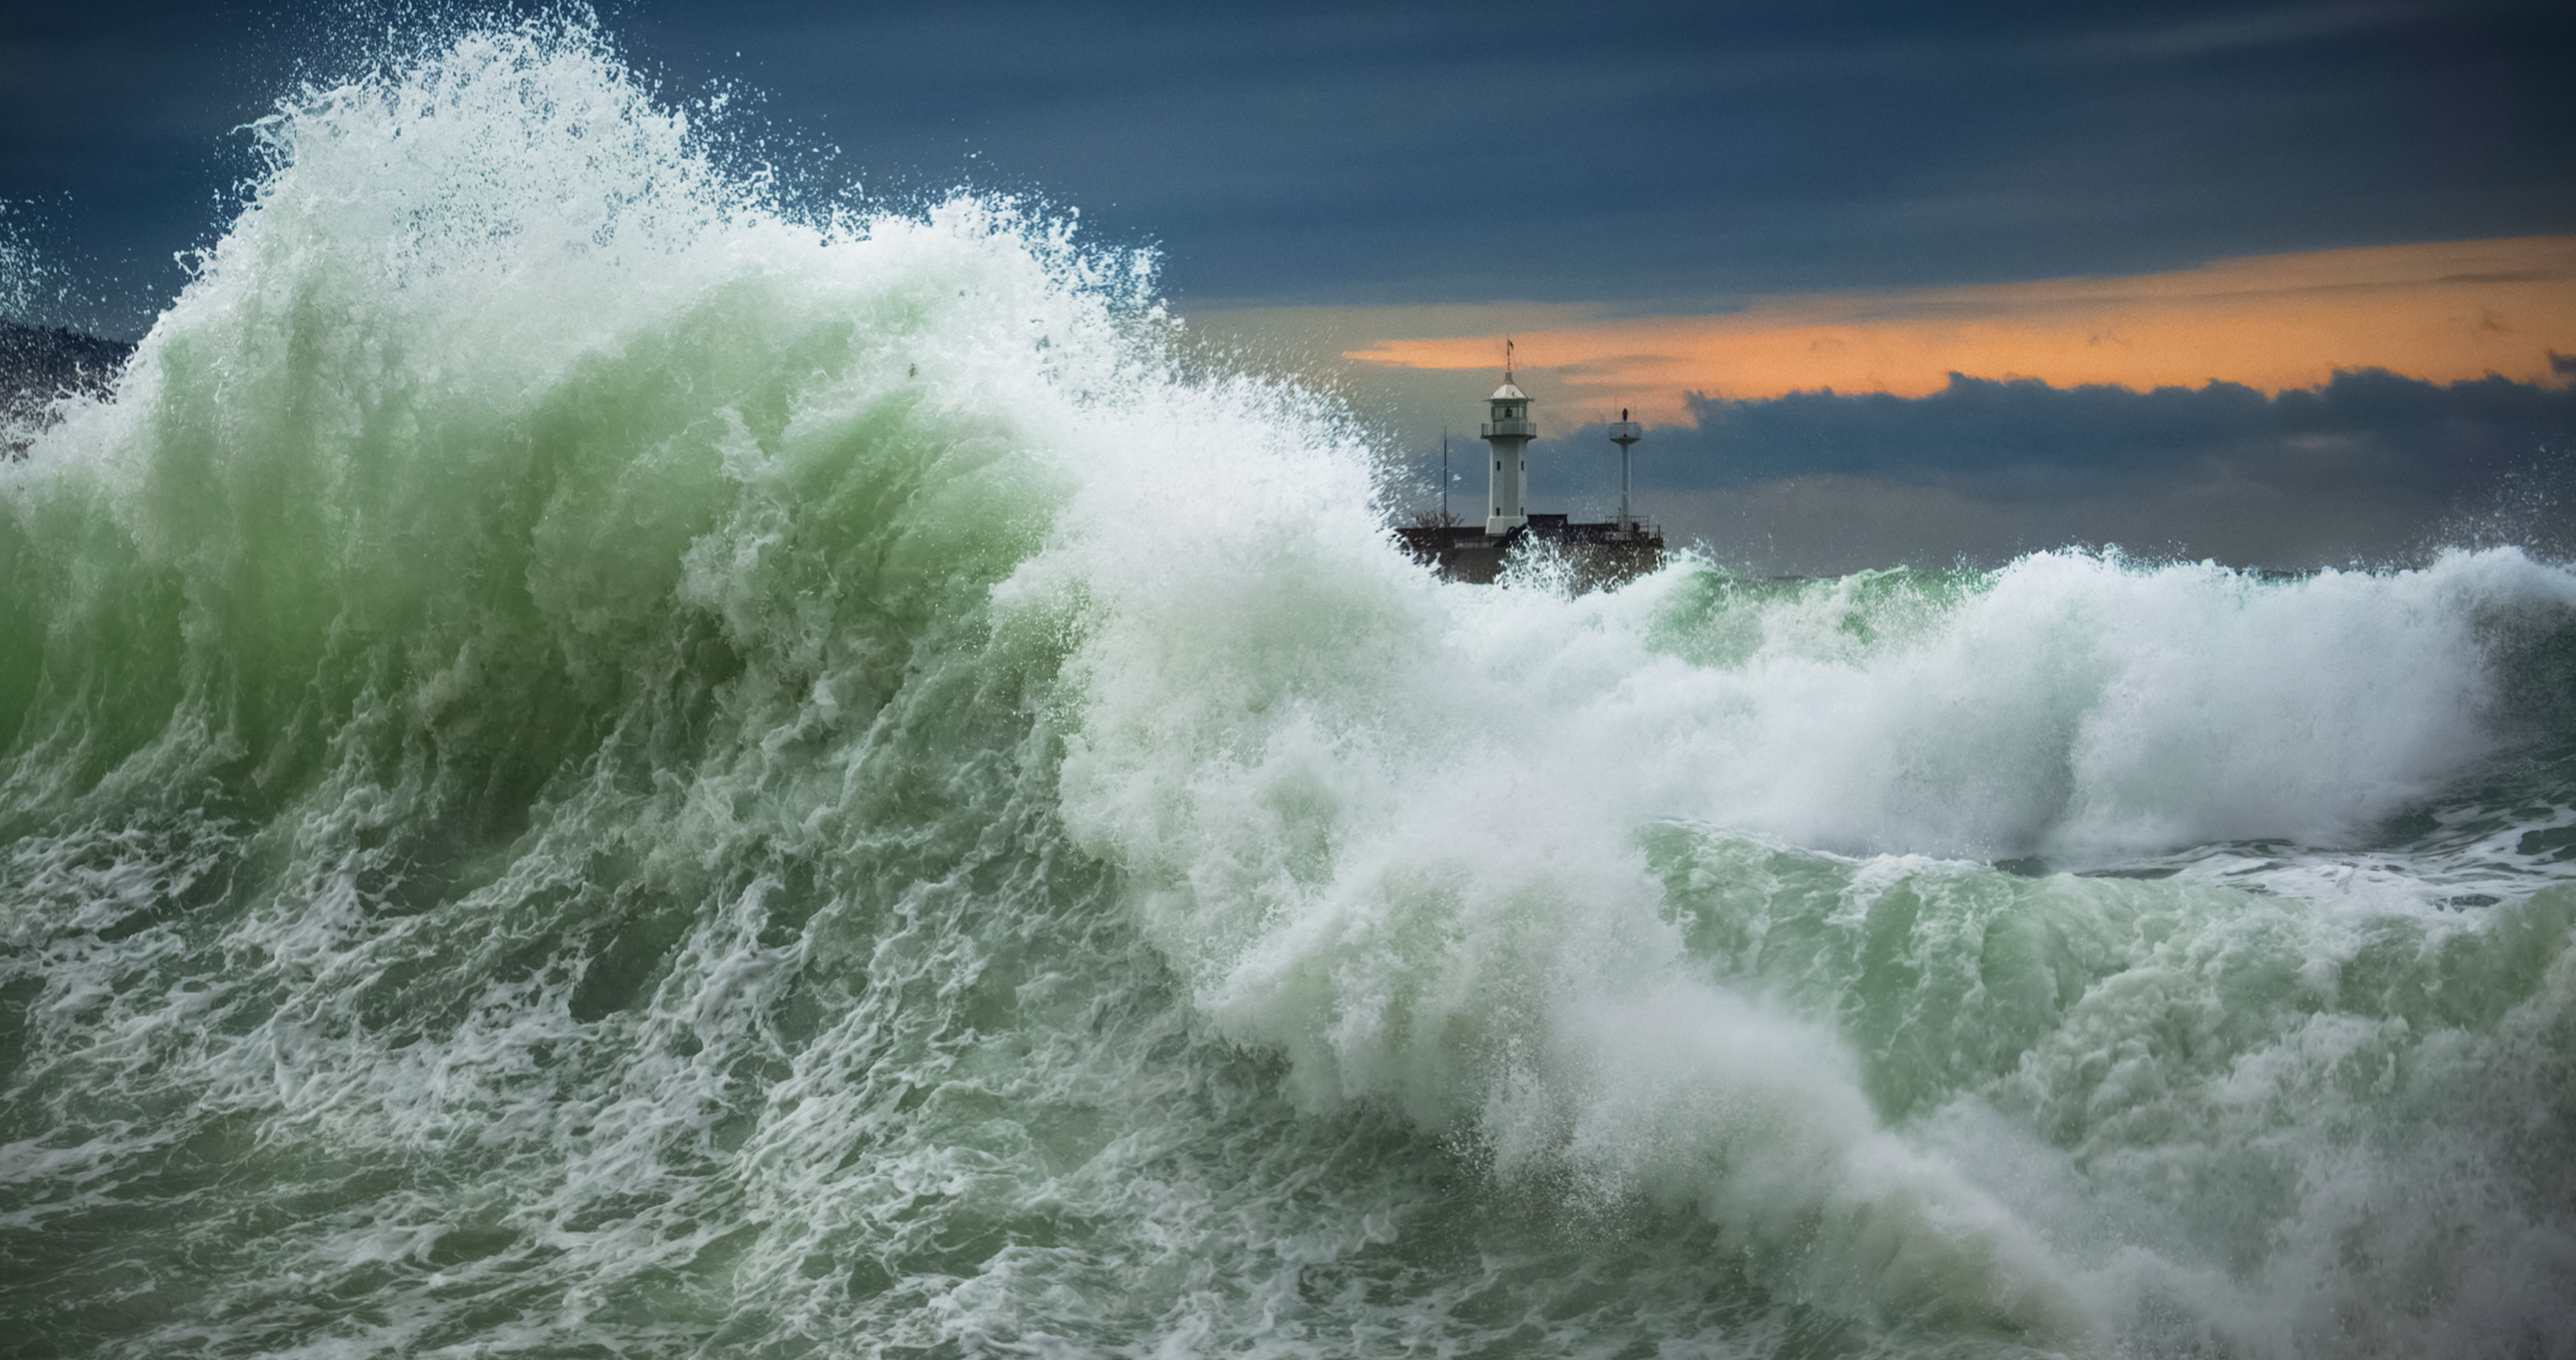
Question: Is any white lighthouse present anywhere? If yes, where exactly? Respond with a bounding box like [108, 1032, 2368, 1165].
[1395, 353, 1663, 587]
[1480, 355, 1536, 535]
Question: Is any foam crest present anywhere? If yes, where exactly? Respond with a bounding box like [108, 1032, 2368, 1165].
[1035, 430, 2576, 1345]
[1649, 550, 2576, 858]
[1034, 491, 2101, 1334]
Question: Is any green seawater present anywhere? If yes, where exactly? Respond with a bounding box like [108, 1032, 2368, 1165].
[4, 24, 2576, 1359]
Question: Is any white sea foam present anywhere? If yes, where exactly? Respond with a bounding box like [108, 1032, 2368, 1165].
[1027, 321, 2576, 1346]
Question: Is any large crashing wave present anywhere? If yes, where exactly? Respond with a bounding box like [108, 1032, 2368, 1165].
[4, 21, 2575, 1359]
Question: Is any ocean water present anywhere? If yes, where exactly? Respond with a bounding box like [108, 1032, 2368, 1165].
[5, 24, 2576, 1360]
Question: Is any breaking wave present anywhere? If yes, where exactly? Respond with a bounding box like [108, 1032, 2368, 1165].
[4, 21, 2575, 1359]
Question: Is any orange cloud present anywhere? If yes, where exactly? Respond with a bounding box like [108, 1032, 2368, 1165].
[1342, 236, 2576, 426]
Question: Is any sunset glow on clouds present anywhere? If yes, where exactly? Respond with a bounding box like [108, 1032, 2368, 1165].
[1333, 236, 2576, 425]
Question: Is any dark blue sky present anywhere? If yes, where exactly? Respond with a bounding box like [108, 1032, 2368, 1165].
[5, 0, 2572, 333]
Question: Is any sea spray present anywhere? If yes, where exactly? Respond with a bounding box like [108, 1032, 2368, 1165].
[4, 18, 2576, 1359]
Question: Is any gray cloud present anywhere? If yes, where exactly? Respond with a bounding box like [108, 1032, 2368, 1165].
[1480, 371, 2576, 573]
[7, 1, 2574, 333]
[2047, 1, 2424, 63]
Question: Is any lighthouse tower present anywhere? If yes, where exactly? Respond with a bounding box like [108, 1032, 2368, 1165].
[1480, 355, 1536, 535]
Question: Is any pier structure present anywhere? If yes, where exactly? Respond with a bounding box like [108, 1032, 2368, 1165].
[1397, 365, 1665, 589]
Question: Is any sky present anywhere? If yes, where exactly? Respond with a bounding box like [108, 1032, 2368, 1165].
[4, 0, 2573, 569]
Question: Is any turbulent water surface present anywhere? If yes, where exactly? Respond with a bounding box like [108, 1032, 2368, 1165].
[5, 26, 2576, 1360]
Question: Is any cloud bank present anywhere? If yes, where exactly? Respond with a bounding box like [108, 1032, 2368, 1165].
[1500, 370, 2576, 575]
[1334, 236, 2576, 421]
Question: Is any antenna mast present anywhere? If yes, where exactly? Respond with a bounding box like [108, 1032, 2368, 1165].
[1608, 407, 1644, 532]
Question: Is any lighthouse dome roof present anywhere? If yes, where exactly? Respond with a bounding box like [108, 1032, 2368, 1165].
[1490, 382, 1528, 400]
